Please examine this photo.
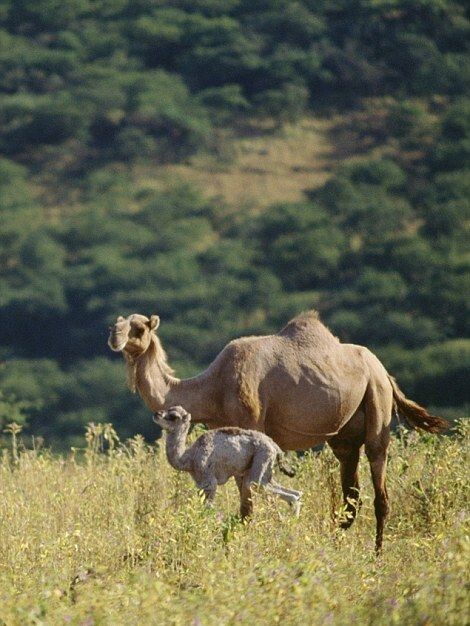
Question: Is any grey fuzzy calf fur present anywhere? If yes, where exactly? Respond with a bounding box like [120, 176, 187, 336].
[154, 406, 302, 516]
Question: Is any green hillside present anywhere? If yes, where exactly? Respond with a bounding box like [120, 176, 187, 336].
[0, 0, 468, 445]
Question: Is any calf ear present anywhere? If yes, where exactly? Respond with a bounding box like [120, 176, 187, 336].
[148, 315, 160, 330]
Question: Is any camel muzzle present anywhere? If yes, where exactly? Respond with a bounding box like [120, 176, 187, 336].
[153, 411, 164, 423]
[108, 325, 129, 352]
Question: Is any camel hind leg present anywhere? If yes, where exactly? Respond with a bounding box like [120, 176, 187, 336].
[363, 371, 393, 553]
[271, 479, 302, 498]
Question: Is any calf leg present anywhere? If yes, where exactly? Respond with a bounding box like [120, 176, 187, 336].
[247, 447, 301, 515]
[235, 474, 253, 519]
[195, 476, 217, 507]
[271, 479, 302, 498]
[262, 483, 301, 516]
[247, 447, 276, 484]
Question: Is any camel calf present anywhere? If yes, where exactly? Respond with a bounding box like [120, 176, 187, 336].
[153, 406, 302, 517]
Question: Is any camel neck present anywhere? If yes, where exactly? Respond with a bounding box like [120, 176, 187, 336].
[164, 426, 190, 471]
[133, 345, 217, 423]
[134, 348, 174, 411]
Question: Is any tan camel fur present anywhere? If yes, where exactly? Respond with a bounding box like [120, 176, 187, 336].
[108, 311, 448, 551]
[153, 406, 301, 517]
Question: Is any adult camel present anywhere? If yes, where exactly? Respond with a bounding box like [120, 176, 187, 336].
[108, 311, 447, 551]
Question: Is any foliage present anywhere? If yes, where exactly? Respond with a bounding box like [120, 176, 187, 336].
[0, 1, 468, 166]
[0, 5, 468, 619]
[0, 424, 467, 623]
[0, 106, 469, 443]
[0, 2, 469, 444]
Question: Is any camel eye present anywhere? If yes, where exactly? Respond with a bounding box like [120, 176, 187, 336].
[166, 413, 178, 422]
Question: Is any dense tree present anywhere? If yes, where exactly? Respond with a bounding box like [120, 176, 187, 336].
[0, 0, 468, 165]
[0, 1, 468, 445]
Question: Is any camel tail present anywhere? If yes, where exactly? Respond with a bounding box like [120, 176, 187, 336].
[388, 375, 449, 433]
[277, 453, 296, 477]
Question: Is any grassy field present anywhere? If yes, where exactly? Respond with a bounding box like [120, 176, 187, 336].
[131, 114, 374, 212]
[0, 422, 468, 626]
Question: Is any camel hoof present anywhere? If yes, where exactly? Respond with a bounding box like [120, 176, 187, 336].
[339, 519, 355, 530]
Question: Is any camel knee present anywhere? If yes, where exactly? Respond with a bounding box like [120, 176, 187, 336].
[365, 441, 389, 462]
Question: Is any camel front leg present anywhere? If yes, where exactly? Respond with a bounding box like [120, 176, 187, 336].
[329, 441, 362, 529]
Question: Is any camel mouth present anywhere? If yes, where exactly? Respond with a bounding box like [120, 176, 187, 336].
[108, 335, 128, 352]
[153, 411, 164, 423]
[153, 415, 168, 429]
[108, 319, 131, 352]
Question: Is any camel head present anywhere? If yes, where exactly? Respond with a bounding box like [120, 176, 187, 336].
[108, 313, 160, 358]
[153, 406, 191, 432]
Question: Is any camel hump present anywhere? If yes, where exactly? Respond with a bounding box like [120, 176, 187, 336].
[279, 310, 320, 332]
[278, 309, 338, 343]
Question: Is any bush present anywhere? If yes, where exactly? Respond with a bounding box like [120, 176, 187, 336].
[253, 83, 310, 124]
[380, 340, 470, 406]
[0, 93, 85, 154]
[255, 202, 345, 290]
[340, 159, 407, 191]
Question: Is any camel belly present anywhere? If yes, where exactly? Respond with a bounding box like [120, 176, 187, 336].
[265, 422, 328, 451]
[261, 360, 369, 449]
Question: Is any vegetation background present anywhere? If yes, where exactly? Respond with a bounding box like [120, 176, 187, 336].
[0, 0, 469, 447]
[0, 2, 469, 624]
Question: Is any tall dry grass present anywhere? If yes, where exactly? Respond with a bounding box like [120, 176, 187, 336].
[0, 422, 468, 625]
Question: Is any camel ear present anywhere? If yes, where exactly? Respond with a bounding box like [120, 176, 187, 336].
[148, 315, 160, 330]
